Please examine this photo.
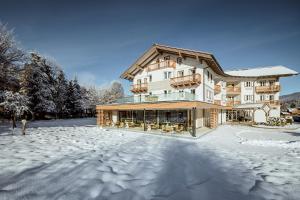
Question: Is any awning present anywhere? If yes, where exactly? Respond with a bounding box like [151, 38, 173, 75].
[96, 101, 232, 111]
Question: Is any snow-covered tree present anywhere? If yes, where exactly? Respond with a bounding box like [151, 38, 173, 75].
[20, 53, 56, 118]
[0, 22, 25, 93]
[0, 91, 29, 129]
[99, 81, 124, 104]
[54, 69, 68, 117]
[73, 78, 83, 115]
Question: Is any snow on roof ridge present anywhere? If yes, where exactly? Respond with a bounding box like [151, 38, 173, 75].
[226, 65, 286, 72]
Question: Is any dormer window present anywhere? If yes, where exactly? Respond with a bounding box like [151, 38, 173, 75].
[164, 56, 170, 60]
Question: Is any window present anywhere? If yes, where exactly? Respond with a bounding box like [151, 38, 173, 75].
[149, 92, 152, 95]
[178, 70, 184, 77]
[164, 56, 170, 60]
[269, 80, 275, 86]
[191, 89, 195, 94]
[207, 71, 210, 81]
[210, 74, 213, 82]
[244, 95, 253, 102]
[164, 90, 167, 94]
[190, 68, 196, 75]
[164, 71, 172, 79]
[269, 95, 274, 101]
[260, 81, 266, 86]
[149, 75, 152, 82]
[245, 81, 251, 87]
[177, 57, 182, 64]
[260, 95, 265, 101]
[137, 79, 141, 85]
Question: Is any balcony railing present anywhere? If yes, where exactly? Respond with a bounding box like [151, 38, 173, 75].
[255, 85, 280, 93]
[226, 87, 241, 95]
[214, 85, 221, 94]
[226, 100, 241, 106]
[214, 100, 221, 105]
[170, 73, 201, 88]
[147, 60, 176, 72]
[130, 83, 148, 93]
[114, 92, 196, 104]
[256, 100, 280, 106]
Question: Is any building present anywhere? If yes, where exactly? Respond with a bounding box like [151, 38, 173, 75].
[96, 44, 298, 136]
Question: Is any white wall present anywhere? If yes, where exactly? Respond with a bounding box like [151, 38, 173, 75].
[254, 109, 267, 123]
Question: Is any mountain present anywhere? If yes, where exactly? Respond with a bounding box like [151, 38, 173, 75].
[280, 92, 300, 102]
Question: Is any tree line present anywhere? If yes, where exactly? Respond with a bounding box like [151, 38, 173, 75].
[0, 22, 124, 122]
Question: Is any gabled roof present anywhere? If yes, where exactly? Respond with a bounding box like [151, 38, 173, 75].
[120, 44, 299, 80]
[120, 44, 229, 80]
[225, 66, 299, 77]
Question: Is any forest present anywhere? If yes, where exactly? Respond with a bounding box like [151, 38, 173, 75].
[0, 22, 124, 122]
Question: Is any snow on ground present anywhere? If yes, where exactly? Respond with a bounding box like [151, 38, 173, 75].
[0, 118, 300, 200]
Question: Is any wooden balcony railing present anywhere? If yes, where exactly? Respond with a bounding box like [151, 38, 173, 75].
[226, 87, 241, 95]
[147, 60, 176, 72]
[256, 100, 280, 106]
[130, 83, 148, 93]
[214, 85, 221, 94]
[214, 100, 221, 105]
[226, 100, 241, 106]
[255, 85, 280, 93]
[170, 73, 201, 88]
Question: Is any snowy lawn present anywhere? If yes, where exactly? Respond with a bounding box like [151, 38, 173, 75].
[0, 118, 300, 200]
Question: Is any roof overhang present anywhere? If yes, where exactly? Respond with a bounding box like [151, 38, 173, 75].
[96, 101, 232, 111]
[120, 44, 230, 80]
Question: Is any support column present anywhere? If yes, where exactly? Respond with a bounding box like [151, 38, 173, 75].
[192, 107, 196, 137]
[209, 108, 217, 128]
[143, 109, 146, 131]
[98, 109, 104, 126]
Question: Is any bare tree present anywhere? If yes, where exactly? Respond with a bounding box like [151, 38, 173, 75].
[0, 22, 25, 92]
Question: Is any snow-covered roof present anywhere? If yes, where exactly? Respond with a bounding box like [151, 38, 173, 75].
[225, 66, 298, 77]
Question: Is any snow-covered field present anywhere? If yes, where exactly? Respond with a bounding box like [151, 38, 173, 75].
[0, 118, 300, 200]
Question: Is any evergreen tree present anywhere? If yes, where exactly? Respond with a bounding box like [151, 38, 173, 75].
[73, 78, 83, 115]
[20, 53, 56, 118]
[54, 69, 68, 117]
[66, 80, 75, 116]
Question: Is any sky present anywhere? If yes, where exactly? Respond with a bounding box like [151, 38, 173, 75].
[0, 0, 299, 95]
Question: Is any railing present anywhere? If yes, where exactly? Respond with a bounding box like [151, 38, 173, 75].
[256, 100, 280, 106]
[226, 87, 241, 94]
[114, 92, 196, 104]
[255, 85, 280, 93]
[214, 100, 221, 105]
[147, 60, 176, 72]
[130, 83, 148, 93]
[214, 85, 221, 94]
[226, 100, 241, 106]
[170, 73, 201, 88]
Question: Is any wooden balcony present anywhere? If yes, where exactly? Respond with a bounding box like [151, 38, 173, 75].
[170, 73, 201, 88]
[226, 100, 241, 106]
[147, 60, 176, 72]
[214, 85, 221, 94]
[226, 87, 241, 95]
[130, 83, 148, 93]
[256, 100, 280, 106]
[255, 85, 280, 93]
[214, 100, 221, 105]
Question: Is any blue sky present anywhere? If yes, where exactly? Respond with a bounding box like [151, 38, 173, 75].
[0, 0, 299, 95]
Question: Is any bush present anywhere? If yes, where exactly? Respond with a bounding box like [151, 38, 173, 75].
[266, 117, 287, 126]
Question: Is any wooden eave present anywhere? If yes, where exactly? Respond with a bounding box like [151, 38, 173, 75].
[120, 44, 230, 80]
[96, 101, 232, 111]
